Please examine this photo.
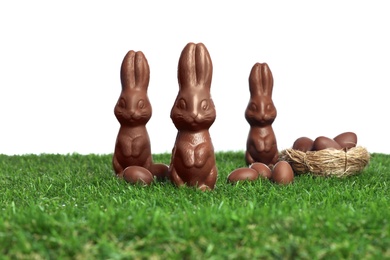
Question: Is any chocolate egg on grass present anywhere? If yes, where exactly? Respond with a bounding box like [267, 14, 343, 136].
[272, 161, 294, 185]
[227, 167, 259, 183]
[334, 132, 357, 149]
[312, 136, 342, 151]
[123, 166, 154, 186]
[249, 162, 272, 179]
[292, 137, 314, 152]
[149, 163, 169, 181]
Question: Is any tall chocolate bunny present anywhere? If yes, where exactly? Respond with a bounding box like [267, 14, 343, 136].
[113, 50, 168, 183]
[245, 62, 279, 167]
[169, 42, 218, 191]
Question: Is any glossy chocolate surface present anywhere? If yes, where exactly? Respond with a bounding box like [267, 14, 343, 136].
[112, 50, 168, 181]
[245, 63, 279, 167]
[168, 42, 218, 191]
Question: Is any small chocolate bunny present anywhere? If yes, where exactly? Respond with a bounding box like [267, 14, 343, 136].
[113, 50, 168, 182]
[168, 42, 218, 191]
[245, 62, 279, 167]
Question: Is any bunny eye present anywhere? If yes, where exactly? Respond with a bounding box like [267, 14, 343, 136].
[118, 98, 126, 108]
[178, 99, 187, 110]
[138, 99, 145, 109]
[249, 102, 257, 111]
[201, 100, 209, 110]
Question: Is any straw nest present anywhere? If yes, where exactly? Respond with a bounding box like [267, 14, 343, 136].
[279, 146, 370, 177]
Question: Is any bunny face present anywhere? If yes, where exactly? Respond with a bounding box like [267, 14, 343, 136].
[245, 96, 277, 126]
[114, 90, 152, 126]
[114, 50, 152, 126]
[245, 62, 277, 126]
[171, 91, 216, 131]
[170, 42, 216, 131]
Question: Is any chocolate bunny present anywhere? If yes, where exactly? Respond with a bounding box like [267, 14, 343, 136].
[113, 50, 168, 182]
[168, 42, 218, 191]
[245, 62, 279, 167]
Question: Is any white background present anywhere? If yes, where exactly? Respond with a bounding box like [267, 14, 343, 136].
[1, 1, 389, 155]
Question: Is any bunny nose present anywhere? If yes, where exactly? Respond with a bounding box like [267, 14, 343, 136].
[128, 110, 135, 116]
[188, 106, 198, 119]
[129, 109, 139, 118]
[190, 111, 198, 120]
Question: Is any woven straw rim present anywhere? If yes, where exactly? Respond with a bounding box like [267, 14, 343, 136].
[279, 146, 370, 177]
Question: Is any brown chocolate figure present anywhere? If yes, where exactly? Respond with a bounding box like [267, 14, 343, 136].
[113, 50, 168, 182]
[245, 63, 279, 167]
[168, 42, 218, 191]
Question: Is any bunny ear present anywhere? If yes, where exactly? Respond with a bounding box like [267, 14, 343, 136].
[120, 50, 150, 90]
[178, 42, 213, 89]
[249, 63, 274, 96]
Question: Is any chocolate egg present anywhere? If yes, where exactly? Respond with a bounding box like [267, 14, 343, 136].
[312, 136, 342, 151]
[249, 162, 272, 179]
[334, 132, 357, 149]
[149, 163, 169, 180]
[227, 167, 259, 183]
[272, 161, 294, 185]
[123, 166, 154, 185]
[292, 137, 314, 152]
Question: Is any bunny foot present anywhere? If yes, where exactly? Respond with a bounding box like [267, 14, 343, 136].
[198, 184, 212, 192]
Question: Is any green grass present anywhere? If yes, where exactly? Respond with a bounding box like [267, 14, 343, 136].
[1, 152, 389, 259]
